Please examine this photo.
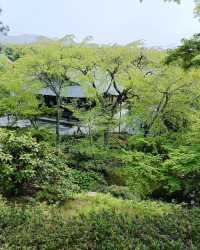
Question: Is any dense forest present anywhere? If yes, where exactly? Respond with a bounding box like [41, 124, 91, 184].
[1, 1, 200, 250]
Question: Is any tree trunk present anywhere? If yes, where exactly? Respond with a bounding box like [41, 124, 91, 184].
[56, 95, 61, 147]
[89, 125, 93, 146]
[118, 102, 122, 134]
[104, 127, 110, 146]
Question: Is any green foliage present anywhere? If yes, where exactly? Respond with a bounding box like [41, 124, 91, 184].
[0, 129, 79, 202]
[194, 1, 200, 19]
[112, 151, 162, 198]
[1, 8, 200, 250]
[128, 135, 160, 153]
[1, 33, 200, 215]
[0, 58, 44, 124]
[36, 174, 80, 204]
[70, 170, 106, 191]
[24, 127, 55, 143]
[0, 9, 9, 35]
[64, 207, 200, 250]
[125, 66, 199, 136]
[141, 0, 200, 20]
[66, 137, 115, 171]
[161, 142, 200, 205]
[4, 45, 29, 62]
[0, 194, 200, 249]
[166, 33, 200, 69]
[104, 185, 137, 200]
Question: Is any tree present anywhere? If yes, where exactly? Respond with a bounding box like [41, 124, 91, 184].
[20, 43, 78, 146]
[59, 34, 76, 46]
[69, 44, 151, 145]
[98, 45, 168, 139]
[166, 33, 200, 69]
[0, 9, 9, 35]
[0, 59, 44, 128]
[124, 65, 200, 136]
[4, 45, 30, 62]
[140, 0, 200, 19]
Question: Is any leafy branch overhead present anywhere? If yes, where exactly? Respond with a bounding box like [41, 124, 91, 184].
[0, 9, 9, 35]
[140, 0, 200, 19]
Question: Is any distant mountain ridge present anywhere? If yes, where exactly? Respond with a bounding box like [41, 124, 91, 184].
[0, 34, 172, 49]
[0, 34, 51, 44]
[0, 34, 101, 47]
[0, 34, 86, 45]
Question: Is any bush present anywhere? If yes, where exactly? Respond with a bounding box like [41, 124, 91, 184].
[106, 151, 162, 198]
[70, 170, 106, 191]
[105, 185, 137, 200]
[0, 194, 200, 250]
[36, 170, 80, 204]
[25, 127, 55, 143]
[66, 139, 116, 172]
[64, 208, 200, 250]
[127, 135, 168, 154]
[160, 143, 200, 205]
[0, 129, 79, 203]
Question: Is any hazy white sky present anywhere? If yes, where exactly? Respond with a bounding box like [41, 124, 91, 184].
[0, 0, 199, 47]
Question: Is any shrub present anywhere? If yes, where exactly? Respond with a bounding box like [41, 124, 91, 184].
[106, 151, 162, 198]
[105, 185, 137, 200]
[63, 208, 200, 250]
[0, 194, 200, 250]
[36, 170, 80, 204]
[67, 139, 116, 172]
[160, 143, 200, 205]
[70, 170, 106, 191]
[0, 129, 79, 202]
[25, 127, 55, 143]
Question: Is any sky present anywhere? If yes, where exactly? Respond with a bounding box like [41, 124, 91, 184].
[0, 0, 200, 47]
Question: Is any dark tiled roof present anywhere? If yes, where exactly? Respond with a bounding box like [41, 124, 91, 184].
[40, 84, 120, 98]
[40, 85, 86, 98]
